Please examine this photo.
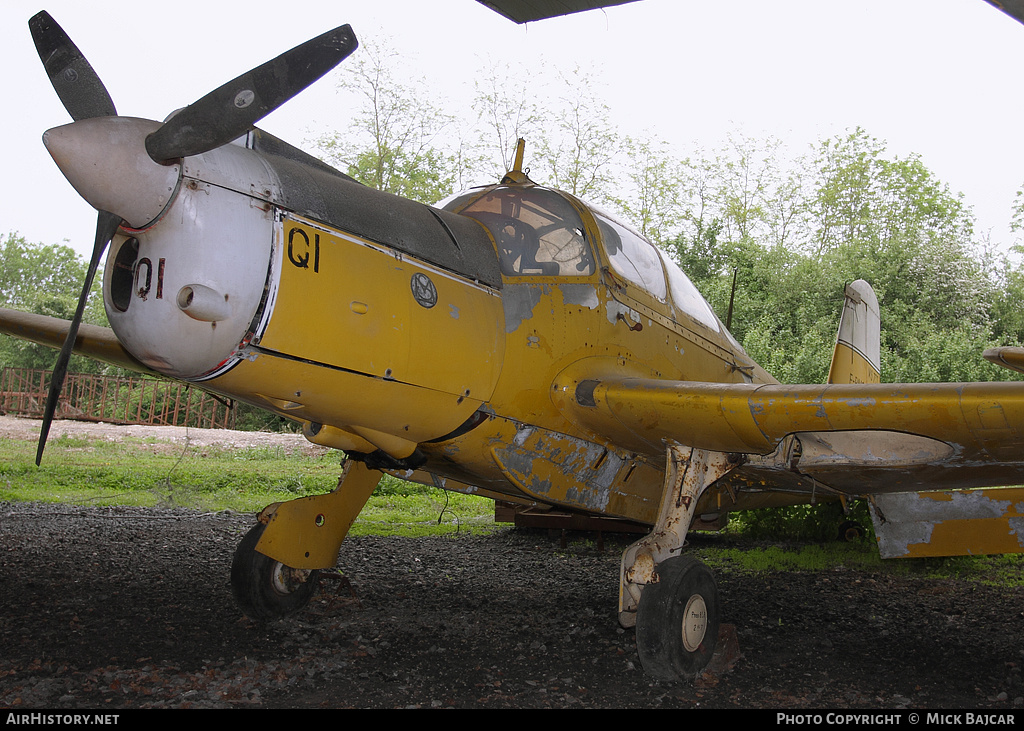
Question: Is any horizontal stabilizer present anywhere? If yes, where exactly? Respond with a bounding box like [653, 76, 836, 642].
[983, 346, 1024, 375]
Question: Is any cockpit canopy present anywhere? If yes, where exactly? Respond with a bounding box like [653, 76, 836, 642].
[444, 186, 594, 277]
[442, 184, 723, 335]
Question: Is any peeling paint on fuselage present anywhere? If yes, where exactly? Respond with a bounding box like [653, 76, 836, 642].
[885, 489, 1014, 521]
[503, 284, 544, 333]
[490, 425, 638, 514]
[874, 519, 936, 558]
[560, 283, 599, 309]
[604, 297, 640, 327]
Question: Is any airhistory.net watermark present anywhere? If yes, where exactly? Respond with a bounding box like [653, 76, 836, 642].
[4, 714, 119, 726]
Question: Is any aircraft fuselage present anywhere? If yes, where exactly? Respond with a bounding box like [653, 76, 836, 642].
[99, 127, 768, 525]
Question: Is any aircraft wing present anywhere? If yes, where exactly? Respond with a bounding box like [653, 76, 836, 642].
[0, 307, 157, 376]
[554, 376, 1024, 495]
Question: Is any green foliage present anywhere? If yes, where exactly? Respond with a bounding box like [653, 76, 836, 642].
[0, 232, 106, 373]
[352, 487, 496, 537]
[373, 472, 435, 497]
[704, 542, 880, 573]
[649, 129, 1019, 386]
[532, 65, 619, 204]
[314, 36, 463, 203]
[231, 402, 302, 433]
[0, 435, 339, 508]
[728, 500, 873, 543]
[342, 145, 457, 204]
[307, 37, 1024, 395]
[700, 522, 1024, 587]
[0, 233, 91, 311]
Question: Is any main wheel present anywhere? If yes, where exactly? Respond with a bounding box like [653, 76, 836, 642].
[635, 555, 719, 680]
[837, 520, 865, 542]
[231, 522, 320, 622]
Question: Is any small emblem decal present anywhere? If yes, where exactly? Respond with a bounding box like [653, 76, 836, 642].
[234, 89, 255, 108]
[410, 273, 437, 309]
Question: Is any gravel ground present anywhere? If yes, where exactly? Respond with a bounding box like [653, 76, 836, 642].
[1, 420, 1024, 709]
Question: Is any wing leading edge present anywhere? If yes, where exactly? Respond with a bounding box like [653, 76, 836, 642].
[552, 375, 1024, 495]
[0, 307, 155, 375]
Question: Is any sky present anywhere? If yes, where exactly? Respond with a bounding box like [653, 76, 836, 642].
[2, 0, 1024, 261]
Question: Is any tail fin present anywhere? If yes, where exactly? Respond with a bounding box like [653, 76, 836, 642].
[828, 279, 880, 385]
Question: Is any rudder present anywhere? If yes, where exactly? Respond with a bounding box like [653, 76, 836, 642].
[827, 279, 880, 385]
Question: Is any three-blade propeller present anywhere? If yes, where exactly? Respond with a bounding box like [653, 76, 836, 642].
[28, 11, 357, 463]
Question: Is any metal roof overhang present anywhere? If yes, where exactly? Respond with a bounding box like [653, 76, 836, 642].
[476, 0, 638, 23]
[477, 0, 1024, 26]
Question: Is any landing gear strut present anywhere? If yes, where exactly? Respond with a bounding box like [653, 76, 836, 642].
[229, 459, 382, 621]
[619, 444, 736, 680]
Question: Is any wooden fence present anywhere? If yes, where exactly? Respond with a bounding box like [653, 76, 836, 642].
[0, 367, 235, 430]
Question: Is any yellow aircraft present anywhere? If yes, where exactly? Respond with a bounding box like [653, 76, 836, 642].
[7, 6, 1024, 682]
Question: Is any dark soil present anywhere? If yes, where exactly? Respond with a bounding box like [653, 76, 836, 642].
[2, 499, 1024, 709]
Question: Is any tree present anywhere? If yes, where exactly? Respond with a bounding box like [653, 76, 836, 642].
[992, 185, 1024, 344]
[608, 136, 687, 246]
[1012, 184, 1024, 242]
[308, 43, 1019, 386]
[533, 65, 620, 204]
[803, 129, 991, 335]
[655, 128, 1012, 385]
[470, 59, 545, 181]
[315, 36, 461, 203]
[0, 232, 105, 372]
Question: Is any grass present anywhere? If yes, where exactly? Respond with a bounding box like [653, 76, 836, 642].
[0, 430, 500, 537]
[692, 530, 1024, 587]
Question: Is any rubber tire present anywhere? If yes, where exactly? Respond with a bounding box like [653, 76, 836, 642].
[838, 520, 865, 542]
[635, 555, 719, 680]
[231, 522, 320, 622]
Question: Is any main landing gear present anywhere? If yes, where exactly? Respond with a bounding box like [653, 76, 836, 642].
[635, 554, 720, 679]
[620, 444, 736, 681]
[230, 459, 382, 621]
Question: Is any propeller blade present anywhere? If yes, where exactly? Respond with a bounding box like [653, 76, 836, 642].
[29, 11, 116, 121]
[36, 210, 122, 466]
[145, 24, 357, 162]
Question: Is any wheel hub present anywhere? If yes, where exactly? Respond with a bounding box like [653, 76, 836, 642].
[680, 593, 708, 652]
[270, 562, 311, 596]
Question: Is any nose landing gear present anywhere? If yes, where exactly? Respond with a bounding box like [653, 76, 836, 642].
[229, 459, 382, 621]
[231, 522, 321, 621]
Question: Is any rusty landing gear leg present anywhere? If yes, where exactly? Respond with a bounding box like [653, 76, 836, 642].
[619, 444, 735, 680]
[231, 459, 381, 622]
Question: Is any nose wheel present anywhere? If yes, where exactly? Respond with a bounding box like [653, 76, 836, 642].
[231, 522, 320, 621]
[635, 555, 720, 680]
